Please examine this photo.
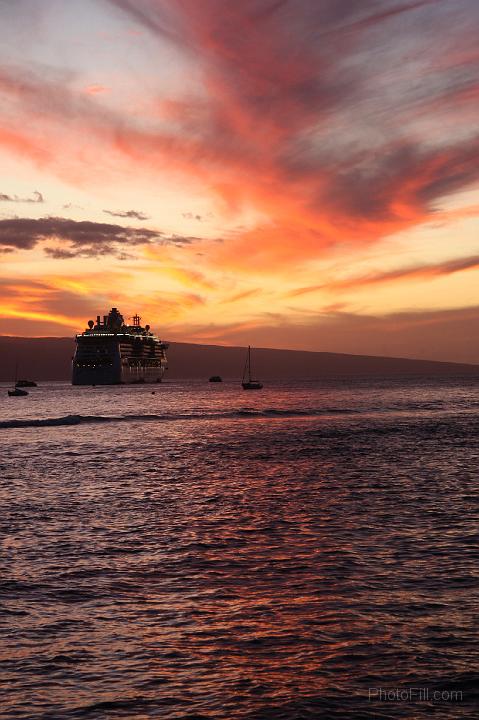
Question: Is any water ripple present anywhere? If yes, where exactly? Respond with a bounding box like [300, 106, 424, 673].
[1, 379, 478, 718]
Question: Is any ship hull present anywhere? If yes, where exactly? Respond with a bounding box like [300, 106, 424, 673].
[72, 364, 166, 385]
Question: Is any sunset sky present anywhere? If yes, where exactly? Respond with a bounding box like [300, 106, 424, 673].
[1, 0, 478, 362]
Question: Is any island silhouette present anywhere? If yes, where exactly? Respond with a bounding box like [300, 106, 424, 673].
[0, 336, 477, 382]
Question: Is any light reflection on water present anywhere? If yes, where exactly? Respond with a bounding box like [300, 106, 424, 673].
[1, 378, 478, 718]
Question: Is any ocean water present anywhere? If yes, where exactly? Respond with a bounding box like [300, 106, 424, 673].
[1, 377, 478, 719]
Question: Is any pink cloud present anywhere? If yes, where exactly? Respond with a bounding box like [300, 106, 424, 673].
[1, 1, 479, 275]
[84, 84, 109, 95]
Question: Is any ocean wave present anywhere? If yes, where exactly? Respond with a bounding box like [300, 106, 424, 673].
[0, 414, 121, 429]
[0, 407, 363, 429]
[1, 401, 472, 429]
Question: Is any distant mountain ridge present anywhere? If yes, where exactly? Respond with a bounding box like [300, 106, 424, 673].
[0, 336, 478, 381]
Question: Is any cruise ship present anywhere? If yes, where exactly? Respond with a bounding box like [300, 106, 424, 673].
[72, 308, 168, 385]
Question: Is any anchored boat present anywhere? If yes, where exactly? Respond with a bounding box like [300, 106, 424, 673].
[8, 387, 28, 397]
[7, 362, 29, 397]
[242, 345, 263, 390]
[15, 379, 37, 388]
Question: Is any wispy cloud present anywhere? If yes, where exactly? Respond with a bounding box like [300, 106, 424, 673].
[182, 212, 204, 221]
[62, 202, 84, 210]
[103, 209, 150, 220]
[288, 254, 479, 297]
[0, 190, 44, 203]
[222, 288, 261, 304]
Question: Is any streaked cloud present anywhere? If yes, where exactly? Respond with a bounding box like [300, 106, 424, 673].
[288, 254, 479, 297]
[102, 0, 479, 266]
[222, 289, 261, 304]
[0, 216, 197, 257]
[0, 277, 109, 330]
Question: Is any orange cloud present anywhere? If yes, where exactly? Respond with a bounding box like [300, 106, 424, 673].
[222, 289, 261, 304]
[287, 254, 479, 297]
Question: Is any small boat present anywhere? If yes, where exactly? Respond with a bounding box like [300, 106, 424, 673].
[8, 362, 29, 396]
[242, 346, 263, 390]
[8, 387, 29, 397]
[209, 375, 222, 382]
[15, 379, 37, 387]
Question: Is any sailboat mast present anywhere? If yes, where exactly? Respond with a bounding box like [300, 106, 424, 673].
[248, 345, 251, 382]
[242, 347, 248, 382]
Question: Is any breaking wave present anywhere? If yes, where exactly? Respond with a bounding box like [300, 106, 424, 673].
[0, 407, 363, 429]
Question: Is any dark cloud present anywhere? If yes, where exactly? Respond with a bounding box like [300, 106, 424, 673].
[0, 190, 44, 203]
[335, 0, 436, 34]
[315, 138, 479, 222]
[43, 247, 82, 259]
[108, 0, 460, 134]
[103, 209, 150, 220]
[0, 216, 197, 257]
[170, 234, 202, 245]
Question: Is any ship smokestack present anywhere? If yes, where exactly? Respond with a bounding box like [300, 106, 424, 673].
[96, 315, 101, 328]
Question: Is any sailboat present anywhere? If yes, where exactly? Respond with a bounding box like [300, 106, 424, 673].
[242, 346, 263, 390]
[8, 362, 29, 397]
